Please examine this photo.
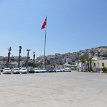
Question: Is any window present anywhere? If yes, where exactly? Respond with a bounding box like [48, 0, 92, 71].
[102, 63, 104, 67]
[94, 63, 96, 67]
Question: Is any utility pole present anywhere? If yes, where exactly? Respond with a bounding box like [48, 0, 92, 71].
[18, 46, 22, 68]
[7, 47, 11, 68]
[26, 49, 30, 68]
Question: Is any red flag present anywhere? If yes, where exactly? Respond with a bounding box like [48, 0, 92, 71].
[41, 17, 47, 29]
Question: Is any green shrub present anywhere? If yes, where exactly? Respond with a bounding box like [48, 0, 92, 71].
[102, 67, 107, 73]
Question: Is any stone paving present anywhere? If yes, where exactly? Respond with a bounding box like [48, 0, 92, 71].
[0, 72, 107, 107]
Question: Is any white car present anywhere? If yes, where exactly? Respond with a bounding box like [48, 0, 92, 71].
[34, 68, 48, 73]
[34, 68, 40, 73]
[64, 67, 71, 72]
[12, 68, 20, 74]
[3, 68, 12, 74]
[20, 67, 28, 74]
[39, 68, 49, 73]
[55, 69, 62, 72]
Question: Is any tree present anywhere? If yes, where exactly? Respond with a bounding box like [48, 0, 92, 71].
[28, 62, 42, 68]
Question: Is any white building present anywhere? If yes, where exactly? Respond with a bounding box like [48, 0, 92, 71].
[92, 56, 107, 72]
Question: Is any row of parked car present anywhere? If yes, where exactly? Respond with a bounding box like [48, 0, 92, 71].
[0, 67, 71, 74]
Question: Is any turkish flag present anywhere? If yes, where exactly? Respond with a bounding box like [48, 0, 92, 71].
[41, 17, 47, 29]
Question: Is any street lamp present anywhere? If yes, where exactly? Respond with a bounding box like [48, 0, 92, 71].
[7, 47, 11, 68]
[33, 52, 35, 63]
[18, 46, 22, 68]
[26, 49, 30, 68]
[89, 51, 94, 72]
[77, 53, 80, 72]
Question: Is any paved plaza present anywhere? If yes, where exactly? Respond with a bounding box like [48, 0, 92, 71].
[0, 72, 107, 107]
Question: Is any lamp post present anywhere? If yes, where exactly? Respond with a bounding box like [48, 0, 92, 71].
[33, 52, 35, 63]
[77, 53, 80, 72]
[18, 46, 22, 68]
[7, 47, 11, 68]
[26, 49, 30, 68]
[89, 51, 94, 72]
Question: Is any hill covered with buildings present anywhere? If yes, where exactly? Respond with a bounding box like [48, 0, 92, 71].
[36, 46, 107, 65]
[0, 46, 107, 68]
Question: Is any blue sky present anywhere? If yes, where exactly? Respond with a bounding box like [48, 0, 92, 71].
[0, 0, 107, 58]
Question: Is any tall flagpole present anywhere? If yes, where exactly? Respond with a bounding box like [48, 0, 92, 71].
[44, 17, 47, 68]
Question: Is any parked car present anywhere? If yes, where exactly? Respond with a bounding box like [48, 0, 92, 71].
[28, 68, 35, 73]
[34, 68, 49, 73]
[3, 68, 12, 74]
[20, 67, 28, 74]
[0, 69, 2, 74]
[56, 69, 63, 72]
[48, 68, 56, 72]
[12, 68, 20, 74]
[64, 67, 71, 72]
[0, 69, 3, 72]
[39, 68, 48, 73]
[34, 68, 41, 73]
